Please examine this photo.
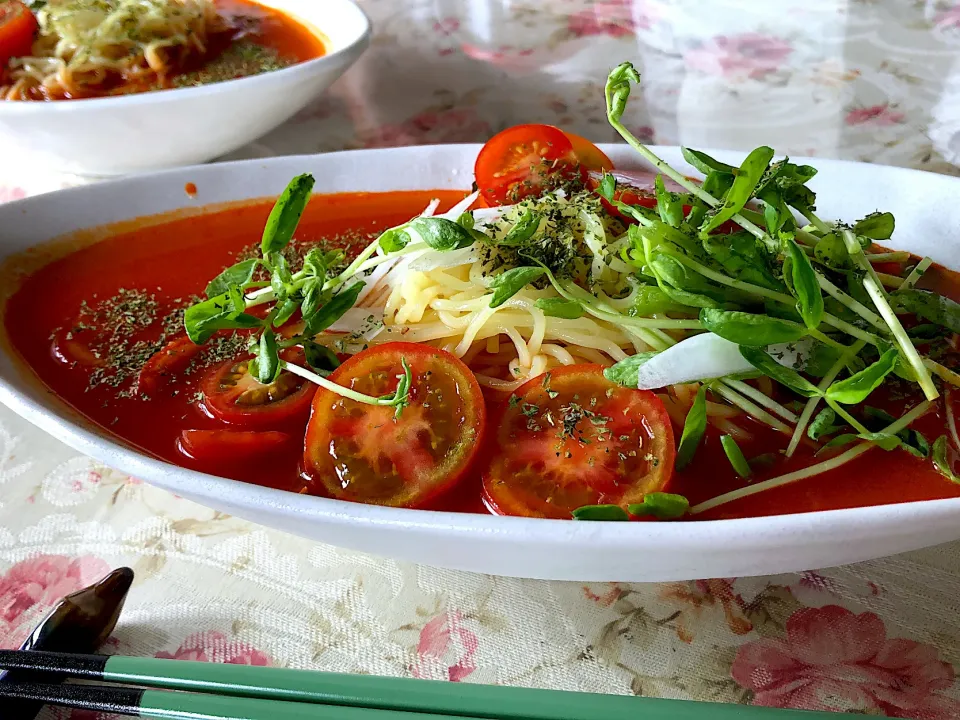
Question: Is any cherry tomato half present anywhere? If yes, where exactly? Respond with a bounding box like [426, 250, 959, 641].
[177, 429, 294, 465]
[138, 335, 203, 397]
[482, 365, 675, 519]
[0, 1, 37, 68]
[474, 124, 582, 206]
[304, 342, 486, 508]
[200, 353, 316, 428]
[564, 132, 614, 173]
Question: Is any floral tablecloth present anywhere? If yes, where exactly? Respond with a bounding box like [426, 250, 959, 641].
[2, 1, 960, 718]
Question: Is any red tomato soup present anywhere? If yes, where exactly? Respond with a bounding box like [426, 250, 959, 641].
[3, 191, 960, 519]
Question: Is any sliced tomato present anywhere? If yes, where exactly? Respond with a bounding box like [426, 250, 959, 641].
[303, 342, 486, 508]
[482, 365, 675, 519]
[177, 429, 293, 465]
[0, 1, 37, 68]
[50, 326, 105, 368]
[474, 124, 582, 205]
[138, 335, 203, 397]
[587, 169, 745, 233]
[563, 132, 614, 173]
[200, 352, 316, 428]
[588, 169, 660, 216]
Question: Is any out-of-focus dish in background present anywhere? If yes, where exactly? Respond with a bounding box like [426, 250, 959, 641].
[0, 0, 370, 176]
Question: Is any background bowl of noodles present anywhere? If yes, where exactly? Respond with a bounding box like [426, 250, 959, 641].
[0, 0, 370, 176]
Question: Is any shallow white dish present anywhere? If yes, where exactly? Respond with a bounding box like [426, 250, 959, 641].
[1, 144, 959, 581]
[0, 0, 370, 177]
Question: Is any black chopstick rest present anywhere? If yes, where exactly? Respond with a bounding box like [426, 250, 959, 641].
[0, 567, 134, 720]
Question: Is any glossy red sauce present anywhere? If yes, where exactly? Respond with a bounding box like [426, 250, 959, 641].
[3, 192, 960, 519]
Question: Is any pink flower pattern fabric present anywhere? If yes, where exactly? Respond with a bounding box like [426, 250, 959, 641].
[156, 631, 271, 666]
[732, 606, 959, 718]
[0, 555, 110, 649]
[684, 33, 793, 81]
[411, 610, 479, 682]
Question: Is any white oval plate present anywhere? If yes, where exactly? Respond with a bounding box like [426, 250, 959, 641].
[1, 145, 959, 581]
[0, 0, 370, 177]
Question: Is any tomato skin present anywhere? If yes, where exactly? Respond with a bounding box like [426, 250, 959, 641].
[588, 169, 660, 218]
[482, 365, 675, 519]
[474, 124, 582, 206]
[138, 335, 203, 397]
[0, 1, 37, 68]
[563, 132, 614, 172]
[303, 342, 486, 508]
[177, 429, 293, 465]
[200, 354, 317, 429]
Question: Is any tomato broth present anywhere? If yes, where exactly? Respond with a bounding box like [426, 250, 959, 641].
[4, 192, 960, 519]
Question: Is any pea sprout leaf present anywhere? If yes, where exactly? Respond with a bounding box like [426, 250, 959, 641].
[379, 226, 409, 253]
[676, 385, 708, 470]
[739, 346, 821, 397]
[572, 504, 630, 521]
[681, 147, 736, 176]
[604, 352, 660, 387]
[300, 277, 328, 321]
[853, 212, 895, 240]
[783, 238, 824, 328]
[630, 286, 692, 315]
[301, 340, 341, 376]
[489, 267, 545, 308]
[700, 309, 808, 346]
[257, 328, 281, 384]
[699, 146, 774, 237]
[183, 291, 261, 344]
[654, 175, 684, 227]
[825, 347, 899, 404]
[808, 407, 843, 440]
[932, 436, 960, 483]
[500, 209, 541, 246]
[864, 407, 930, 458]
[534, 297, 584, 319]
[627, 492, 689, 520]
[205, 258, 258, 299]
[272, 298, 300, 328]
[814, 233, 849, 269]
[407, 217, 475, 251]
[720, 435, 752, 478]
[261, 174, 315, 255]
[302, 281, 365, 337]
[896, 289, 960, 334]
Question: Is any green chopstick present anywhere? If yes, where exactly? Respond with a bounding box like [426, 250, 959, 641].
[1, 649, 839, 719]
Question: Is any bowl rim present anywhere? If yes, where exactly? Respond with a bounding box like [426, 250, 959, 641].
[0, 0, 371, 114]
[1, 143, 960, 556]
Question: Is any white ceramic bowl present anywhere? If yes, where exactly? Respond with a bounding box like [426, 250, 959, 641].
[1, 145, 959, 581]
[0, 0, 370, 177]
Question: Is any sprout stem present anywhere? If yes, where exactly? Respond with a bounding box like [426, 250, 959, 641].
[692, 400, 933, 514]
[786, 340, 865, 457]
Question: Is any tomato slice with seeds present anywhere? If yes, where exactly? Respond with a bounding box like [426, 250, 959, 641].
[475, 124, 583, 206]
[138, 335, 203, 397]
[177, 429, 293, 466]
[564, 132, 614, 173]
[0, 1, 37, 68]
[200, 352, 316, 428]
[303, 342, 485, 508]
[482, 365, 675, 519]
